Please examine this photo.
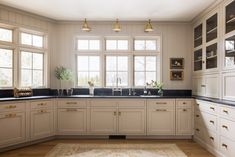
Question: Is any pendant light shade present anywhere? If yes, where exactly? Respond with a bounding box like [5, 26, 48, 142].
[113, 19, 121, 32]
[144, 19, 154, 32]
[82, 18, 91, 32]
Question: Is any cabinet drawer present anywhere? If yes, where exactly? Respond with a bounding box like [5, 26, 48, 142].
[31, 100, 53, 110]
[195, 110, 203, 125]
[58, 99, 86, 108]
[194, 125, 205, 141]
[205, 131, 218, 149]
[201, 112, 217, 132]
[195, 100, 217, 114]
[147, 99, 175, 109]
[118, 99, 145, 108]
[220, 105, 235, 121]
[0, 102, 25, 113]
[220, 118, 235, 141]
[90, 99, 117, 107]
[176, 100, 193, 108]
[220, 136, 235, 157]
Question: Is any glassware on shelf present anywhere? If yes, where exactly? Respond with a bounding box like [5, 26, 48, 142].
[206, 43, 217, 69]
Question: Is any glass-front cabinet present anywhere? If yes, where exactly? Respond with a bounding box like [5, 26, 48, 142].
[194, 24, 203, 48]
[225, 0, 235, 34]
[194, 49, 203, 71]
[206, 14, 217, 42]
[225, 35, 235, 67]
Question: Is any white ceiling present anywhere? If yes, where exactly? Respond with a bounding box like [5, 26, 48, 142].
[0, 0, 220, 21]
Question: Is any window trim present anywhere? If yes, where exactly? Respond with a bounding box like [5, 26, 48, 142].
[133, 36, 161, 52]
[105, 36, 131, 52]
[75, 36, 102, 52]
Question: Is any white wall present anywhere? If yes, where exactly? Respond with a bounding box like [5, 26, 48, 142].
[50, 22, 192, 89]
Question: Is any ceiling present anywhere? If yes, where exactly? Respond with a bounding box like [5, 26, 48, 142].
[0, 0, 220, 21]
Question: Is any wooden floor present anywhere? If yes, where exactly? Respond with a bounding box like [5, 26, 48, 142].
[0, 139, 215, 157]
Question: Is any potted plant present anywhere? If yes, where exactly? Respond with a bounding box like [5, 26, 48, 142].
[147, 80, 164, 96]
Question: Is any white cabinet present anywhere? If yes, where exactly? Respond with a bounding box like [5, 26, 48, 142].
[193, 76, 206, 96]
[176, 100, 193, 135]
[147, 100, 175, 135]
[30, 100, 54, 140]
[90, 108, 117, 135]
[0, 112, 26, 148]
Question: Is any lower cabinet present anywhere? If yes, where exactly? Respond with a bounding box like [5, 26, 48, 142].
[57, 108, 87, 135]
[30, 109, 54, 140]
[147, 100, 175, 135]
[0, 112, 26, 148]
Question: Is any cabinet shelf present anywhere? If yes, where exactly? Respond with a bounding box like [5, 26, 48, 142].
[194, 36, 202, 41]
[194, 59, 202, 62]
[206, 55, 217, 59]
[226, 50, 235, 54]
[227, 17, 235, 24]
[207, 27, 217, 34]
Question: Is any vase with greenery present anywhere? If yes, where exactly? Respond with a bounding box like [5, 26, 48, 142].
[55, 66, 73, 96]
[147, 80, 164, 96]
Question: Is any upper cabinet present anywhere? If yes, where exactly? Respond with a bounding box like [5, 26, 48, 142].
[206, 14, 218, 42]
[225, 0, 235, 34]
[194, 24, 203, 48]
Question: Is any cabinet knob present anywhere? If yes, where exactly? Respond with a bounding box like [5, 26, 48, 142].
[222, 143, 228, 149]
[196, 115, 200, 117]
[223, 110, 228, 114]
[195, 128, 200, 132]
[209, 120, 215, 124]
[222, 125, 228, 129]
[210, 136, 214, 141]
[183, 109, 187, 112]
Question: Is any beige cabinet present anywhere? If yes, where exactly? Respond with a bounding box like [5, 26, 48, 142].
[147, 100, 175, 135]
[176, 100, 193, 135]
[0, 112, 26, 148]
[57, 108, 87, 135]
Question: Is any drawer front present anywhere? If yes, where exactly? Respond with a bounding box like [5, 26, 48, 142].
[220, 105, 235, 121]
[195, 100, 217, 114]
[220, 118, 235, 141]
[58, 99, 87, 108]
[147, 99, 175, 109]
[195, 110, 203, 125]
[90, 99, 117, 107]
[176, 100, 192, 108]
[118, 99, 145, 108]
[31, 100, 53, 110]
[220, 136, 235, 157]
[194, 125, 205, 141]
[201, 112, 217, 132]
[0, 102, 25, 113]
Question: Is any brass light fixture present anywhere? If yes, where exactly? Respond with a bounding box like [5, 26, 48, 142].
[113, 19, 121, 32]
[82, 18, 91, 32]
[144, 19, 154, 32]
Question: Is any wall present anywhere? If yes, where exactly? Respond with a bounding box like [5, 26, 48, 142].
[51, 22, 192, 89]
[0, 5, 193, 90]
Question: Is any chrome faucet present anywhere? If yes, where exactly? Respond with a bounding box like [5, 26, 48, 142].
[112, 77, 122, 96]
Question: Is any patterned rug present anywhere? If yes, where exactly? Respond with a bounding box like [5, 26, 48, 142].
[45, 143, 187, 157]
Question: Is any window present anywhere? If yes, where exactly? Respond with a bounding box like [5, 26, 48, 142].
[134, 39, 157, 50]
[0, 28, 12, 42]
[77, 39, 100, 50]
[106, 56, 128, 87]
[0, 48, 13, 87]
[77, 56, 100, 86]
[21, 32, 43, 47]
[134, 56, 157, 86]
[20, 51, 44, 87]
[106, 40, 128, 50]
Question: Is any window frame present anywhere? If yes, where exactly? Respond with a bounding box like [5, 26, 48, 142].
[75, 36, 102, 52]
[105, 36, 130, 52]
[133, 36, 161, 52]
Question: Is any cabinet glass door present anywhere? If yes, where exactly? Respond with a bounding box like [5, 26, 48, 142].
[225, 35, 235, 67]
[206, 14, 217, 42]
[194, 24, 203, 48]
[194, 49, 203, 71]
[226, 1, 235, 34]
[206, 43, 217, 69]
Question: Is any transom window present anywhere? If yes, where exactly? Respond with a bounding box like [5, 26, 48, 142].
[0, 48, 13, 87]
[134, 56, 157, 86]
[20, 51, 44, 87]
[134, 39, 157, 50]
[21, 32, 43, 48]
[106, 40, 128, 50]
[77, 56, 100, 86]
[106, 56, 128, 87]
[0, 28, 12, 42]
[77, 39, 100, 50]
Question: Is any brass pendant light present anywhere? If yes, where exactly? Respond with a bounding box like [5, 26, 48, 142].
[82, 18, 91, 32]
[113, 19, 121, 32]
[144, 19, 154, 32]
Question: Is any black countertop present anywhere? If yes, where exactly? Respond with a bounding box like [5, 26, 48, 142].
[194, 96, 235, 107]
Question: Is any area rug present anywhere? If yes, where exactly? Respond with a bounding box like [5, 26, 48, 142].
[45, 143, 187, 157]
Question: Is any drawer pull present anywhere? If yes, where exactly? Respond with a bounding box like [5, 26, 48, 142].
[118, 111, 121, 116]
[38, 103, 46, 106]
[5, 113, 17, 118]
[183, 109, 187, 112]
[209, 120, 215, 124]
[183, 102, 187, 104]
[209, 136, 214, 141]
[222, 125, 228, 129]
[38, 110, 47, 113]
[5, 105, 17, 109]
[156, 109, 167, 112]
[196, 115, 200, 117]
[66, 109, 77, 112]
[155, 102, 167, 104]
[201, 85, 206, 87]
[114, 111, 117, 116]
[223, 110, 229, 114]
[210, 107, 215, 110]
[66, 102, 77, 105]
[195, 128, 200, 132]
[222, 144, 228, 149]
[197, 104, 199, 106]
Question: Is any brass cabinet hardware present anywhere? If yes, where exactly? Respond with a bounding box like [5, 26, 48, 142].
[201, 85, 206, 87]
[114, 111, 117, 116]
[183, 109, 187, 112]
[5, 105, 17, 109]
[38, 110, 47, 113]
[210, 136, 214, 141]
[118, 111, 121, 116]
[183, 102, 187, 104]
[223, 110, 228, 114]
[222, 143, 228, 148]
[66, 109, 77, 112]
[195, 128, 200, 131]
[196, 115, 200, 117]
[5, 113, 17, 118]
[222, 125, 228, 129]
[197, 104, 199, 106]
[155, 102, 167, 104]
[156, 109, 167, 112]
[210, 107, 215, 110]
[38, 103, 47, 106]
[66, 102, 77, 105]
[209, 120, 215, 124]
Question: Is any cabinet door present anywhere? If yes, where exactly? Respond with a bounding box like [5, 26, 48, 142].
[147, 106, 175, 135]
[118, 108, 145, 135]
[193, 77, 206, 96]
[0, 112, 26, 147]
[57, 108, 86, 135]
[176, 108, 193, 135]
[90, 108, 117, 135]
[30, 109, 54, 140]
[205, 74, 219, 98]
